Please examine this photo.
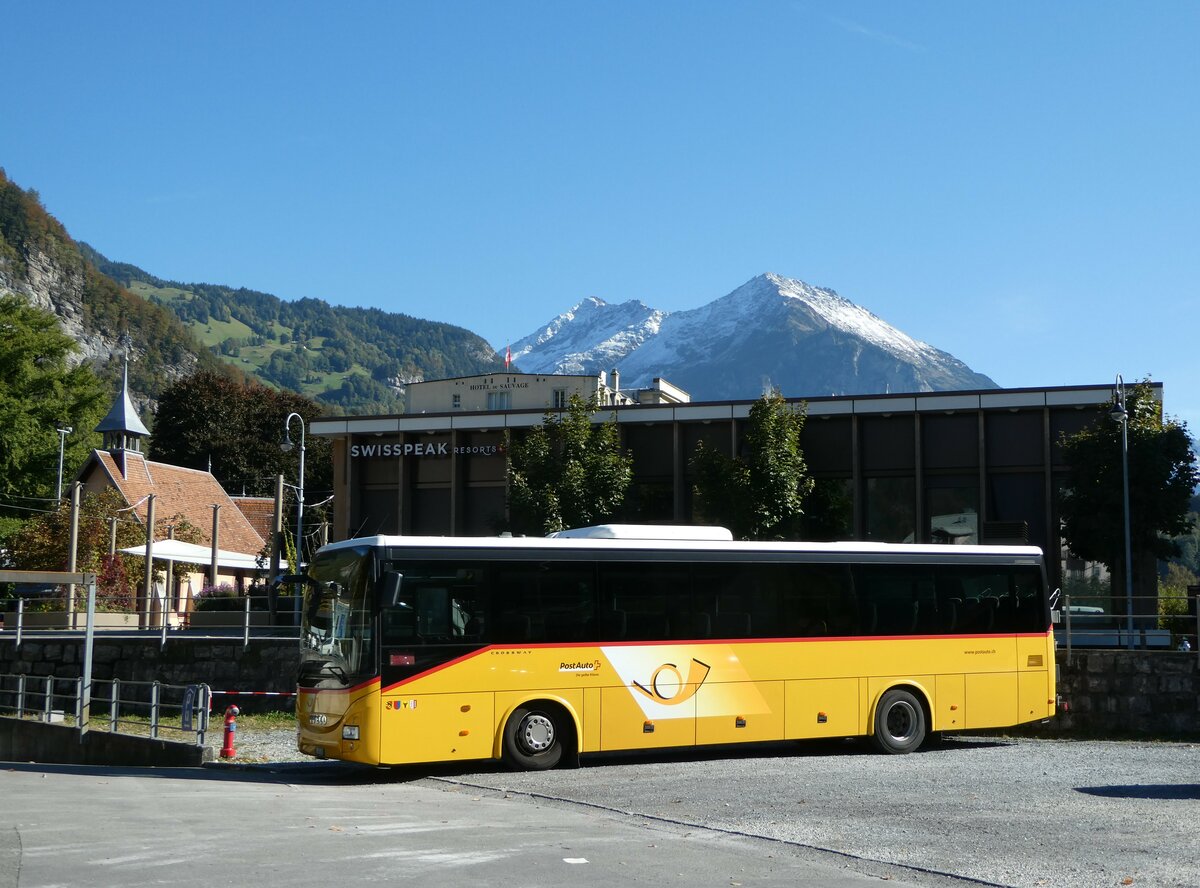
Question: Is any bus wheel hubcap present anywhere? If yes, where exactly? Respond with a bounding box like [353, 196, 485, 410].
[887, 702, 916, 740]
[521, 714, 554, 753]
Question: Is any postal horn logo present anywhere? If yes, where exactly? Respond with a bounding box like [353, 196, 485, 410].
[631, 658, 711, 705]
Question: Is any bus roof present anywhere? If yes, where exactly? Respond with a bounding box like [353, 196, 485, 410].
[548, 524, 735, 541]
[314, 528, 1043, 561]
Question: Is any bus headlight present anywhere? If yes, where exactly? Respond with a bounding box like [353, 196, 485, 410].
[342, 725, 360, 741]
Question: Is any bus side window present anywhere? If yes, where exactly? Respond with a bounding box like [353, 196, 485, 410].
[416, 586, 451, 637]
[1013, 569, 1047, 632]
[381, 571, 414, 642]
[858, 571, 918, 636]
[382, 607, 415, 641]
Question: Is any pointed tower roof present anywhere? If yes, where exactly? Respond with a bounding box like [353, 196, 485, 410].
[96, 357, 150, 437]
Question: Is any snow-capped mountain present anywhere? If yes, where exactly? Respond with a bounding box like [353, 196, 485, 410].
[508, 296, 665, 375]
[507, 273, 996, 400]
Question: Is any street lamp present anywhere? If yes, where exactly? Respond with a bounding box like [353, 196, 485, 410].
[281, 412, 306, 621]
[55, 424, 73, 501]
[1108, 375, 1135, 650]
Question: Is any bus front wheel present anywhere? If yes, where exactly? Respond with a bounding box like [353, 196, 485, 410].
[502, 704, 565, 771]
[871, 689, 926, 754]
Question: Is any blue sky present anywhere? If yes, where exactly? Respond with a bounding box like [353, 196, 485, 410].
[4, 3, 1198, 431]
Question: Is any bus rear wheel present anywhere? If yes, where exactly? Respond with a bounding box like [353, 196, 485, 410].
[871, 688, 926, 754]
[502, 704, 565, 771]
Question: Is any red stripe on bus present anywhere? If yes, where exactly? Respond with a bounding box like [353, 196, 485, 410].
[382, 649, 489, 693]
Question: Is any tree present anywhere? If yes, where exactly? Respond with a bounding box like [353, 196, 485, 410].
[1166, 493, 1200, 578]
[5, 488, 144, 611]
[1158, 561, 1198, 643]
[690, 390, 815, 540]
[4, 486, 209, 612]
[0, 295, 107, 543]
[506, 393, 633, 535]
[149, 370, 332, 498]
[1058, 381, 1198, 607]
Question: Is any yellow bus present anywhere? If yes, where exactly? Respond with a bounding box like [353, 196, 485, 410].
[296, 525, 1057, 769]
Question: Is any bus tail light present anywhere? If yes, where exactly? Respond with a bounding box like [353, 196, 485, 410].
[390, 653, 415, 666]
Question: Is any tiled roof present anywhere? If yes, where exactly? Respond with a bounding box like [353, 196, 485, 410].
[83, 451, 266, 556]
[231, 497, 275, 544]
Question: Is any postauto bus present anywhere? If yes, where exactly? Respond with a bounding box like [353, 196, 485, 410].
[295, 525, 1056, 769]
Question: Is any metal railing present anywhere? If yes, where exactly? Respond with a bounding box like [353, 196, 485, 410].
[1055, 591, 1199, 656]
[1, 590, 300, 648]
[0, 673, 211, 746]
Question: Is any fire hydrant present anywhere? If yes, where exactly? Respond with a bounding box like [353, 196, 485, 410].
[220, 705, 240, 759]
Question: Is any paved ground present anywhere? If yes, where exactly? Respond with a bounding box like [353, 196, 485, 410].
[4, 734, 1199, 887]
[1, 761, 944, 888]
[447, 735, 1200, 888]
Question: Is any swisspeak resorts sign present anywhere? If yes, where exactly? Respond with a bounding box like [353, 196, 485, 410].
[350, 438, 501, 460]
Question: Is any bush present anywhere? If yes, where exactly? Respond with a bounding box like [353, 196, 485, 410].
[194, 583, 240, 612]
[96, 553, 136, 613]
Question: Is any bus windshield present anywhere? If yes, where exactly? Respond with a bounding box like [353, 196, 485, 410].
[299, 546, 375, 688]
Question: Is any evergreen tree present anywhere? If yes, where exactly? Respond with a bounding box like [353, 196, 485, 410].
[506, 394, 633, 535]
[691, 390, 815, 540]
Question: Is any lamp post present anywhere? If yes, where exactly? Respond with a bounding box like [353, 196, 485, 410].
[55, 424, 73, 501]
[1109, 375, 1135, 650]
[281, 413, 306, 621]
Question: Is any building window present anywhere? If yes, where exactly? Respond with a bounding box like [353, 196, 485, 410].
[865, 476, 916, 543]
[553, 388, 568, 408]
[452, 394, 461, 409]
[487, 391, 511, 411]
[926, 482, 979, 545]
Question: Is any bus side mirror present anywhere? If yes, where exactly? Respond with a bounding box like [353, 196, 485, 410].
[1049, 587, 1061, 609]
[382, 571, 403, 606]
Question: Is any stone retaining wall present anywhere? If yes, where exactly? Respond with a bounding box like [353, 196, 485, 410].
[1052, 649, 1200, 736]
[0, 635, 298, 713]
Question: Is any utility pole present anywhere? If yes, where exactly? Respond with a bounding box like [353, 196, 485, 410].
[165, 525, 176, 619]
[141, 495, 156, 629]
[209, 504, 221, 593]
[269, 474, 284, 622]
[66, 482, 81, 625]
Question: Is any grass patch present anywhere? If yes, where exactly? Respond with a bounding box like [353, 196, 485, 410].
[234, 710, 297, 730]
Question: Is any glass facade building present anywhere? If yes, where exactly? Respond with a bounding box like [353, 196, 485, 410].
[311, 383, 1159, 591]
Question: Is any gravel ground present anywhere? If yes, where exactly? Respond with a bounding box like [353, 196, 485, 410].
[212, 730, 1200, 887]
[204, 721, 307, 763]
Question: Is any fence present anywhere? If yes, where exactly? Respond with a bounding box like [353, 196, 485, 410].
[2, 588, 300, 649]
[0, 672, 211, 747]
[1056, 590, 1199, 656]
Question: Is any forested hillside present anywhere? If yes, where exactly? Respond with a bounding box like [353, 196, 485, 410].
[1, 167, 506, 417]
[83, 245, 507, 414]
[0, 169, 234, 401]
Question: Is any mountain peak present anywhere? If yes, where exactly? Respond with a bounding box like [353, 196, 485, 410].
[509, 297, 664, 375]
[510, 273, 997, 399]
